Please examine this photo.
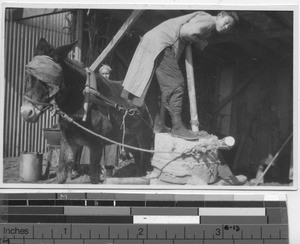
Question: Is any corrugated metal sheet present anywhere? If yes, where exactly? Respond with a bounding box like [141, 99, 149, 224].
[21, 11, 72, 32]
[4, 12, 72, 157]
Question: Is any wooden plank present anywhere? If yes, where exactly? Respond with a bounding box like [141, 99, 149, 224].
[185, 44, 199, 132]
[89, 10, 144, 71]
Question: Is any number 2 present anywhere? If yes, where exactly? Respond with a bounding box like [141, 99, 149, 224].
[138, 228, 144, 236]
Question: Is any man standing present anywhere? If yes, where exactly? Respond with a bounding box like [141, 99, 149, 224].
[81, 64, 118, 177]
[122, 11, 238, 140]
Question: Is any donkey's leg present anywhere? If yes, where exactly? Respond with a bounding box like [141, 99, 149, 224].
[124, 138, 141, 177]
[88, 143, 103, 184]
[57, 135, 81, 183]
[135, 128, 154, 176]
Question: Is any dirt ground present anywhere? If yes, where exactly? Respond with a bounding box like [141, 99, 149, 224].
[2, 150, 141, 184]
[2, 151, 293, 186]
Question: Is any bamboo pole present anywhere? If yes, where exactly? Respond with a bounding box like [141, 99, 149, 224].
[254, 133, 292, 186]
[185, 44, 199, 132]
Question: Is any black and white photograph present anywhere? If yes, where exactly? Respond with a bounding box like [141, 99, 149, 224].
[1, 6, 295, 188]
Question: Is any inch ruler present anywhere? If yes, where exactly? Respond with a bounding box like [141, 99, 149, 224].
[0, 193, 289, 244]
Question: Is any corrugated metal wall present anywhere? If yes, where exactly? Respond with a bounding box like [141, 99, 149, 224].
[4, 12, 72, 157]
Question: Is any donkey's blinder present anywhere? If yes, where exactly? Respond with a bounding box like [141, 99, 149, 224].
[23, 55, 65, 112]
[25, 55, 64, 98]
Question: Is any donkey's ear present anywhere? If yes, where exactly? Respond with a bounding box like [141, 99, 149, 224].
[34, 38, 54, 56]
[52, 41, 78, 62]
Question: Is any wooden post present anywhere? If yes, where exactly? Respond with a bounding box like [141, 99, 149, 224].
[74, 10, 84, 62]
[89, 10, 144, 71]
[185, 44, 199, 132]
[82, 69, 91, 122]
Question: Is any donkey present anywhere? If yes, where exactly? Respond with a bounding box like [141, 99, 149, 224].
[20, 38, 154, 184]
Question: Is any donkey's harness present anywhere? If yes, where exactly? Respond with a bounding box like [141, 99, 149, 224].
[24, 55, 141, 117]
[84, 86, 139, 117]
[23, 55, 153, 154]
[23, 94, 54, 112]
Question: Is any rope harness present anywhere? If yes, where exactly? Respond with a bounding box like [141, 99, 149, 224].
[121, 110, 129, 155]
[84, 86, 140, 117]
[56, 108, 179, 155]
[22, 57, 227, 158]
[23, 94, 54, 113]
[23, 79, 174, 154]
[23, 90, 230, 157]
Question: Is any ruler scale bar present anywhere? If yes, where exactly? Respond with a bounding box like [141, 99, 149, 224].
[0, 224, 289, 238]
[0, 194, 288, 243]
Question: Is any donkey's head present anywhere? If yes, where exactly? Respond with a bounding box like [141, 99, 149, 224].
[20, 38, 76, 123]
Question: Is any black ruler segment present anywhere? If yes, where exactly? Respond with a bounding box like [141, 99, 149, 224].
[55, 200, 85, 206]
[66, 216, 133, 223]
[146, 201, 175, 207]
[116, 201, 145, 206]
[234, 201, 264, 207]
[6, 200, 27, 206]
[6, 206, 64, 215]
[28, 200, 56, 206]
[176, 201, 205, 207]
[132, 207, 198, 215]
[205, 201, 234, 207]
[0, 193, 289, 243]
[87, 200, 114, 206]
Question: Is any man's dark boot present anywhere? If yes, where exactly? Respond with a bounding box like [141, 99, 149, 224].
[153, 105, 171, 133]
[171, 114, 200, 140]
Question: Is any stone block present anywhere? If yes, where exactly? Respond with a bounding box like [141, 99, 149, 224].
[150, 132, 234, 185]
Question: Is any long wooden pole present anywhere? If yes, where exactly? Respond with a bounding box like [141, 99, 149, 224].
[89, 10, 144, 71]
[83, 10, 144, 121]
[74, 10, 84, 62]
[185, 44, 199, 132]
